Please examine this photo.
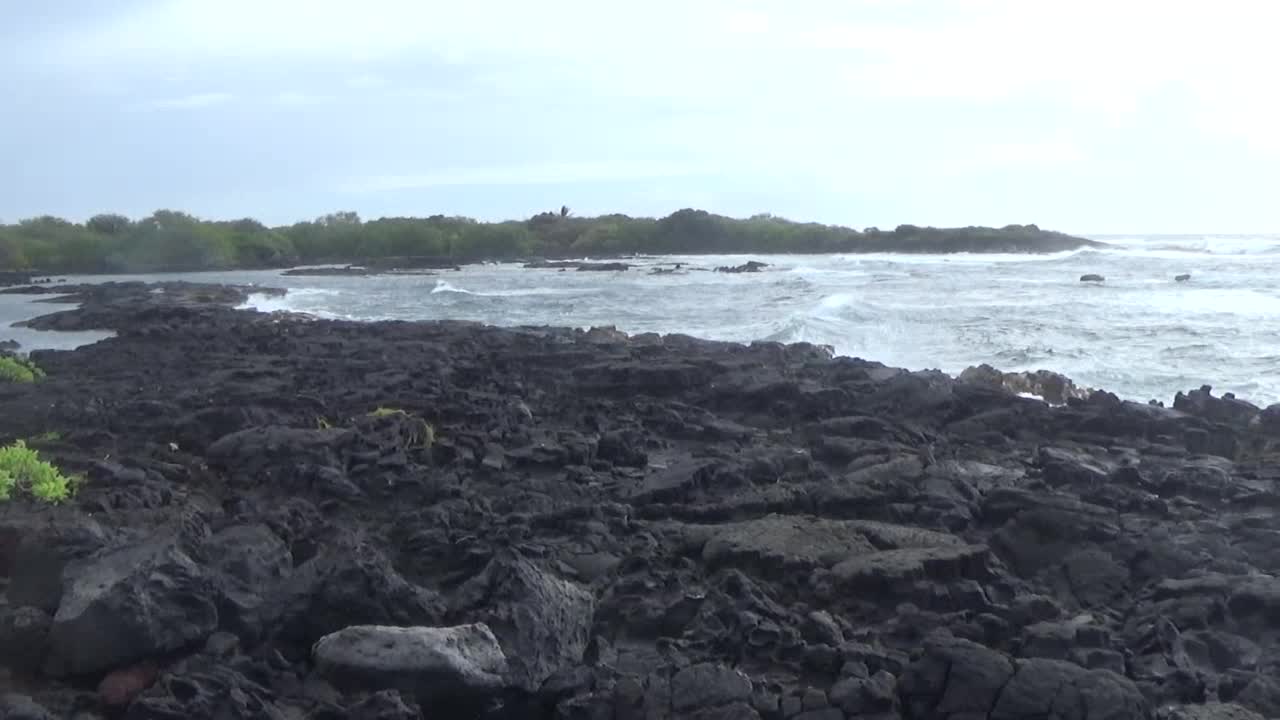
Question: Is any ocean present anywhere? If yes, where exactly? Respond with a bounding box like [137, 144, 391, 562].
[3, 234, 1278, 406]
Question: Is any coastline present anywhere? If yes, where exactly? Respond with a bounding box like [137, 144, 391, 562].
[1, 281, 1278, 718]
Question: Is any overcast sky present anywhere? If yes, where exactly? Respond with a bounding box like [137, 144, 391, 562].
[3, 0, 1277, 233]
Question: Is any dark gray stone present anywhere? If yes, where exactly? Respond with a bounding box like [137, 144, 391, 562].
[45, 533, 217, 676]
[313, 624, 508, 707]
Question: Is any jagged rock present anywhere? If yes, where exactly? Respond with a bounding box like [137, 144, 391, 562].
[258, 544, 445, 655]
[901, 635, 1147, 720]
[0, 695, 54, 720]
[4, 280, 1280, 720]
[670, 663, 753, 711]
[1234, 676, 1280, 717]
[1157, 704, 1266, 720]
[830, 544, 990, 590]
[127, 654, 287, 720]
[344, 690, 423, 720]
[312, 624, 509, 707]
[1, 512, 114, 613]
[715, 261, 768, 273]
[205, 523, 293, 639]
[1174, 386, 1260, 428]
[830, 670, 898, 716]
[45, 532, 218, 676]
[0, 605, 52, 670]
[206, 425, 353, 487]
[450, 552, 595, 691]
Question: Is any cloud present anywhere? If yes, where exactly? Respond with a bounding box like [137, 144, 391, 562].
[132, 92, 234, 111]
[338, 162, 712, 193]
[273, 91, 334, 107]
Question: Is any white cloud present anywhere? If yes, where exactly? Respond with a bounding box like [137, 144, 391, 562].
[273, 91, 334, 107]
[338, 162, 712, 192]
[38, 0, 1280, 157]
[132, 92, 233, 111]
[346, 73, 390, 90]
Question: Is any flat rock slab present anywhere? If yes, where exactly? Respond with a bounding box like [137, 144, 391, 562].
[313, 624, 509, 705]
[699, 515, 969, 577]
[702, 515, 878, 569]
[831, 544, 991, 588]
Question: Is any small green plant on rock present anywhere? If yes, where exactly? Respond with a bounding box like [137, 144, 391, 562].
[0, 356, 45, 383]
[0, 440, 76, 503]
[29, 430, 63, 444]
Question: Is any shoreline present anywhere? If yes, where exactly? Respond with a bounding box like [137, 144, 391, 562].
[1, 278, 1274, 411]
[2, 280, 1279, 718]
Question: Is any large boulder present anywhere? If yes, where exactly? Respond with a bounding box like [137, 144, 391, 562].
[900, 635, 1148, 720]
[670, 662, 754, 712]
[0, 605, 52, 671]
[258, 544, 444, 656]
[1, 511, 114, 613]
[205, 425, 352, 487]
[313, 624, 509, 708]
[450, 552, 595, 692]
[204, 523, 294, 640]
[45, 532, 218, 676]
[1174, 386, 1260, 428]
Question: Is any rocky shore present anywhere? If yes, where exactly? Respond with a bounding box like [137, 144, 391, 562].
[2, 283, 1280, 720]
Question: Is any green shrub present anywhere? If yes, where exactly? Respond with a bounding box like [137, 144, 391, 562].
[368, 406, 406, 418]
[0, 356, 45, 383]
[0, 440, 75, 503]
[29, 430, 62, 444]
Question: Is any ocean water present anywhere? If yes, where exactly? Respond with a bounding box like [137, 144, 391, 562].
[3, 234, 1279, 405]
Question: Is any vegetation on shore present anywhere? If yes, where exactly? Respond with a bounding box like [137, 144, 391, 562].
[0, 208, 1094, 274]
[0, 356, 46, 383]
[0, 439, 76, 503]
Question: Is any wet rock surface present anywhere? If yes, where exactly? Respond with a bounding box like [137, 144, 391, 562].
[3, 283, 1280, 718]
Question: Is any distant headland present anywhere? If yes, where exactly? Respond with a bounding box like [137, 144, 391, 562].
[0, 207, 1102, 275]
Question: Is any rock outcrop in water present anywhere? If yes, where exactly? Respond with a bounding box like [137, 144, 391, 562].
[715, 261, 769, 273]
[959, 364, 1091, 405]
[3, 283, 1280, 719]
[1080, 274, 1105, 283]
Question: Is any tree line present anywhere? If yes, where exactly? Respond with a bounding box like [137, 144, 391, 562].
[0, 208, 1090, 274]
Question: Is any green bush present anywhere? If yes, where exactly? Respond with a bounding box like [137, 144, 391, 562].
[0, 356, 45, 383]
[0, 440, 75, 503]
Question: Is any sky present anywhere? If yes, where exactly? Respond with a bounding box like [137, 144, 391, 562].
[2, 0, 1278, 233]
